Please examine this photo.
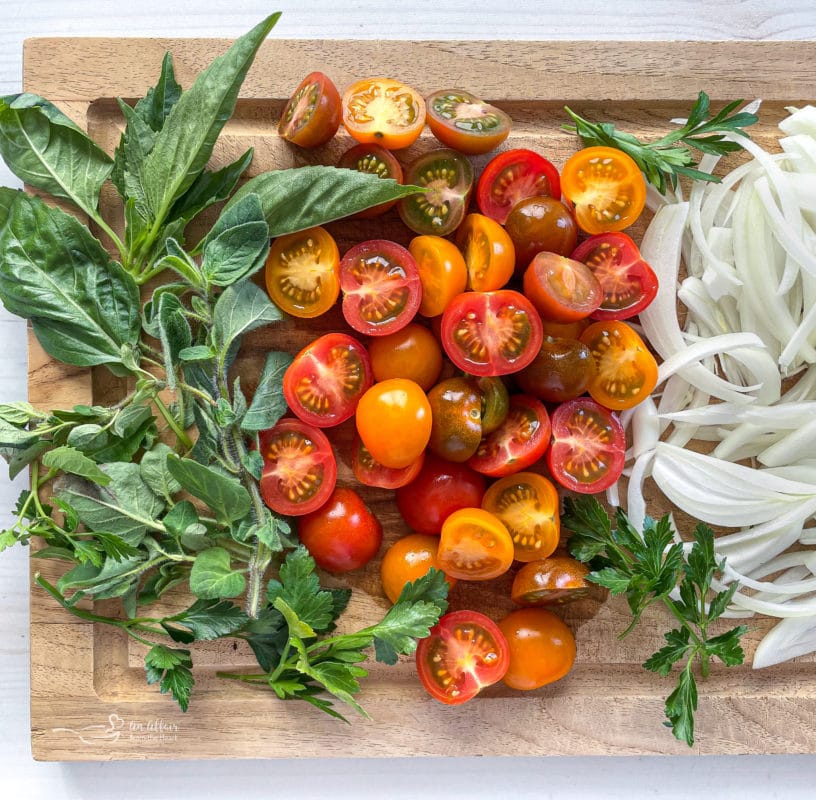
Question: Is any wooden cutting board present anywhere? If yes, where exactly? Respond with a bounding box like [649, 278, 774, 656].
[23, 36, 816, 761]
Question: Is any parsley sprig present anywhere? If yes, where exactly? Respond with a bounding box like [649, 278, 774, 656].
[563, 496, 748, 747]
[563, 91, 758, 193]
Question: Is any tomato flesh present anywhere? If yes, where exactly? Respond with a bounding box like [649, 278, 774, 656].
[456, 213, 515, 292]
[278, 71, 342, 148]
[511, 557, 591, 606]
[342, 78, 426, 150]
[425, 90, 511, 155]
[351, 435, 425, 490]
[522, 252, 603, 323]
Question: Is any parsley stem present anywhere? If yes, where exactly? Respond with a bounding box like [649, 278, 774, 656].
[662, 595, 706, 650]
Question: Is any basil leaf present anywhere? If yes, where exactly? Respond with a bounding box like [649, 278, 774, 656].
[156, 292, 192, 390]
[41, 445, 111, 486]
[139, 443, 182, 500]
[110, 99, 157, 211]
[166, 454, 250, 524]
[132, 52, 182, 132]
[0, 190, 140, 374]
[226, 165, 422, 237]
[189, 547, 246, 599]
[241, 351, 293, 432]
[0, 93, 113, 218]
[141, 14, 279, 225]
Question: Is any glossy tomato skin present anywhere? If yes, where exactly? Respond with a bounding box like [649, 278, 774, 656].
[380, 533, 456, 604]
[570, 232, 659, 320]
[427, 377, 483, 463]
[297, 487, 382, 573]
[339, 240, 421, 336]
[468, 395, 551, 478]
[355, 378, 432, 469]
[425, 90, 511, 155]
[516, 336, 596, 403]
[278, 72, 342, 148]
[547, 397, 625, 493]
[265, 227, 340, 318]
[351, 435, 425, 490]
[259, 419, 337, 516]
[456, 213, 515, 292]
[395, 454, 487, 535]
[498, 608, 576, 690]
[416, 610, 509, 705]
[579, 320, 659, 410]
[438, 508, 515, 580]
[440, 290, 543, 377]
[511, 557, 591, 606]
[505, 196, 579, 271]
[522, 252, 603, 323]
[473, 375, 510, 435]
[560, 146, 646, 234]
[409, 235, 468, 318]
[337, 143, 404, 218]
[477, 149, 561, 225]
[283, 333, 372, 428]
[342, 78, 426, 150]
[367, 323, 443, 391]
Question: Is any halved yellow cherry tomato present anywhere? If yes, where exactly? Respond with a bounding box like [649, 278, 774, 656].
[342, 78, 426, 150]
[455, 213, 515, 292]
[437, 507, 514, 581]
[409, 235, 468, 317]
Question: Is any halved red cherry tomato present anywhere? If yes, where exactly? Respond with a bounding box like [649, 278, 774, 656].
[455, 213, 515, 292]
[339, 240, 421, 336]
[440, 290, 543, 377]
[259, 419, 337, 516]
[437, 508, 515, 580]
[283, 333, 372, 428]
[342, 78, 426, 150]
[511, 557, 591, 606]
[560, 145, 646, 234]
[427, 377, 483, 463]
[380, 533, 456, 604]
[516, 336, 596, 403]
[522, 252, 603, 323]
[337, 143, 404, 218]
[399, 149, 474, 237]
[425, 90, 511, 155]
[477, 149, 561, 225]
[416, 610, 509, 705]
[265, 227, 340, 318]
[505, 196, 579, 271]
[570, 232, 659, 320]
[297, 487, 382, 573]
[468, 395, 551, 478]
[351, 435, 425, 490]
[547, 397, 625, 494]
[579, 319, 658, 410]
[481, 472, 560, 562]
[409, 235, 468, 318]
[396, 454, 486, 535]
[278, 71, 342, 148]
[367, 322, 443, 391]
[473, 375, 510, 435]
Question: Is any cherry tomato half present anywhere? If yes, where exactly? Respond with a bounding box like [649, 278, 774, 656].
[456, 213, 515, 292]
[440, 290, 543, 377]
[570, 232, 659, 320]
[399, 149, 474, 237]
[265, 227, 340, 318]
[278, 71, 342, 148]
[342, 78, 426, 150]
[396, 454, 487, 535]
[522, 252, 603, 323]
[579, 319, 658, 410]
[351, 435, 425, 490]
[409, 235, 468, 318]
[380, 533, 456, 604]
[339, 240, 421, 336]
[337, 143, 404, 218]
[425, 90, 511, 155]
[367, 322, 443, 391]
[515, 336, 596, 403]
[505, 196, 579, 271]
[511, 557, 591, 606]
[482, 472, 560, 562]
[477, 149, 561, 225]
[438, 507, 515, 580]
[560, 145, 646, 234]
[468, 395, 551, 478]
[427, 377, 483, 463]
[297, 487, 382, 573]
[416, 610, 509, 705]
[283, 333, 372, 428]
[547, 397, 625, 494]
[259, 419, 337, 516]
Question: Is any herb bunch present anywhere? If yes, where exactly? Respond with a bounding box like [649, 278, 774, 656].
[563, 91, 758, 193]
[0, 14, 440, 718]
[563, 496, 748, 747]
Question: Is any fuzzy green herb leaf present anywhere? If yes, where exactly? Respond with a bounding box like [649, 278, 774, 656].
[189, 546, 246, 599]
[241, 351, 293, 432]
[166, 454, 250, 525]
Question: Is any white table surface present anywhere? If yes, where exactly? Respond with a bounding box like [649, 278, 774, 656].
[3, 1, 816, 796]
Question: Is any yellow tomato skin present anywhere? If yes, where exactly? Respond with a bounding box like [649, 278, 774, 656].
[409, 235, 468, 318]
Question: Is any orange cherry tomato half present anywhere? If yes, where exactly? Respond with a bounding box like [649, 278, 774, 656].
[342, 78, 426, 150]
[409, 235, 468, 318]
[455, 213, 515, 292]
[522, 252, 603, 323]
[560, 145, 646, 234]
[481, 472, 560, 562]
[437, 507, 515, 580]
[337, 142, 404, 218]
[579, 319, 658, 410]
[380, 533, 456, 604]
[367, 322, 443, 391]
[425, 90, 511, 155]
[416, 610, 509, 705]
[278, 71, 342, 148]
[498, 608, 576, 690]
[351, 435, 425, 490]
[355, 378, 432, 469]
[265, 227, 340, 318]
[511, 557, 591, 606]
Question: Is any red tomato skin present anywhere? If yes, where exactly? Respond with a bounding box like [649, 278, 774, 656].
[297, 487, 383, 573]
[278, 72, 342, 148]
[396, 454, 487, 535]
[351, 435, 425, 489]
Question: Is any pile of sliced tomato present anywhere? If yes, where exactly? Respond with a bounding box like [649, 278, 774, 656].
[260, 70, 661, 705]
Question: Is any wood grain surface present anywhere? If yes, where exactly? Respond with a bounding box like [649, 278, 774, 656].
[16, 33, 816, 762]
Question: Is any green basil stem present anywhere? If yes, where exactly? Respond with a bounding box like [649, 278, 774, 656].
[153, 394, 193, 450]
[91, 213, 128, 264]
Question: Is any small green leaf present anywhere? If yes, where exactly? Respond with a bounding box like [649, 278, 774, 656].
[588, 566, 631, 595]
[273, 596, 317, 640]
[42, 445, 111, 486]
[704, 626, 748, 667]
[643, 628, 692, 676]
[267, 546, 336, 632]
[189, 547, 246, 599]
[139, 443, 182, 499]
[178, 345, 214, 362]
[664, 666, 698, 747]
[372, 600, 444, 665]
[163, 598, 248, 641]
[0, 401, 38, 425]
[132, 52, 182, 132]
[241, 351, 293, 432]
[166, 454, 250, 524]
[144, 644, 194, 712]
